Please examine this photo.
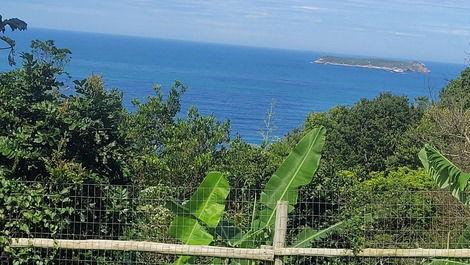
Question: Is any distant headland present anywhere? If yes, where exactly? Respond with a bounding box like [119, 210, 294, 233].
[314, 56, 430, 73]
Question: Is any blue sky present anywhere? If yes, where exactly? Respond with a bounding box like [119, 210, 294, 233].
[2, 0, 470, 63]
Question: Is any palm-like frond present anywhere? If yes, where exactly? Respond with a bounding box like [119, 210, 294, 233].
[167, 171, 230, 264]
[419, 144, 470, 205]
[259, 126, 326, 226]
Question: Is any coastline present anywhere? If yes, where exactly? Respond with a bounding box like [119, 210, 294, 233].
[314, 58, 431, 73]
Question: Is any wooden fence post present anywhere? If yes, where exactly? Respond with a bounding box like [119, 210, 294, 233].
[272, 201, 288, 265]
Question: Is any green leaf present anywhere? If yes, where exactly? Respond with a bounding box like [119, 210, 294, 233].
[174, 256, 194, 265]
[187, 171, 230, 227]
[165, 200, 191, 216]
[167, 172, 230, 264]
[290, 221, 344, 248]
[259, 126, 326, 226]
[168, 215, 213, 245]
[212, 220, 243, 244]
[419, 144, 470, 205]
[211, 258, 224, 264]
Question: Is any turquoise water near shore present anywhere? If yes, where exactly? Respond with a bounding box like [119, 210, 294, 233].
[0, 28, 465, 143]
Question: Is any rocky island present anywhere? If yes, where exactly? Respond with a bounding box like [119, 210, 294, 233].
[314, 56, 430, 73]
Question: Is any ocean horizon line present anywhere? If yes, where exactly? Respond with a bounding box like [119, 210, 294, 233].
[22, 27, 465, 66]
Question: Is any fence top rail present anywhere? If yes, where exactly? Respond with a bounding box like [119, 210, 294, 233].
[12, 238, 470, 259]
[10, 238, 275, 261]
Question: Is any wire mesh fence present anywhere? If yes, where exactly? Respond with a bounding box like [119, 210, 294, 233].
[2, 181, 470, 264]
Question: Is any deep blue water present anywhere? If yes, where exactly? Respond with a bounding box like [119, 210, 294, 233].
[0, 28, 465, 143]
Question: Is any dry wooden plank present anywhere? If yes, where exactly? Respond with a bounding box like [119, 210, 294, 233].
[14, 238, 470, 259]
[273, 201, 288, 265]
[10, 238, 274, 261]
[277, 248, 470, 258]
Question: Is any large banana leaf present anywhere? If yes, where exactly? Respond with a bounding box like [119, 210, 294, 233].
[187, 171, 230, 227]
[419, 144, 470, 205]
[168, 215, 214, 245]
[168, 171, 230, 264]
[419, 145, 470, 265]
[212, 220, 243, 245]
[259, 126, 326, 226]
[169, 217, 211, 265]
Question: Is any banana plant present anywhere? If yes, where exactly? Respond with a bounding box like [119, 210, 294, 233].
[168, 171, 230, 265]
[419, 145, 470, 265]
[167, 126, 344, 264]
[234, 126, 329, 247]
[259, 125, 326, 226]
[419, 144, 470, 205]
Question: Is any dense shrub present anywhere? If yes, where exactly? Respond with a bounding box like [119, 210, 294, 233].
[340, 167, 437, 249]
[0, 43, 129, 184]
[440, 67, 470, 108]
[305, 93, 425, 179]
[0, 175, 74, 264]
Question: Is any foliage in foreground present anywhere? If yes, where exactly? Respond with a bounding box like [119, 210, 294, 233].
[419, 146, 470, 264]
[419, 144, 470, 205]
[1, 37, 470, 265]
[167, 127, 347, 265]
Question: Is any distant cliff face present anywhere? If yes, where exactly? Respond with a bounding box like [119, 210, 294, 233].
[314, 56, 430, 73]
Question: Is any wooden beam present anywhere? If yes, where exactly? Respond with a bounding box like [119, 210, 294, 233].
[277, 248, 470, 258]
[273, 201, 288, 265]
[13, 238, 470, 259]
[10, 238, 274, 261]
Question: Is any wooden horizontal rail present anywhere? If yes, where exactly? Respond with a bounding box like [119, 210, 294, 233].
[277, 248, 470, 258]
[10, 238, 274, 261]
[12, 238, 470, 259]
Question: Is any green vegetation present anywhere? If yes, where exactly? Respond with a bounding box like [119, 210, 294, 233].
[315, 56, 430, 73]
[419, 144, 470, 265]
[167, 127, 347, 265]
[420, 145, 470, 205]
[167, 171, 230, 264]
[1, 39, 470, 264]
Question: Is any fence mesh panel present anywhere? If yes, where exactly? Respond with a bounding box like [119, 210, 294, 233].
[2, 181, 470, 264]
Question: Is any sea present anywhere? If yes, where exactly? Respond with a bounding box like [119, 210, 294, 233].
[0, 28, 466, 143]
